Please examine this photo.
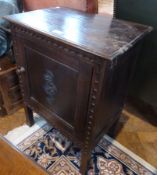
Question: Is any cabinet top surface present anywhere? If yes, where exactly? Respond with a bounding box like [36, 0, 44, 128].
[5, 7, 152, 60]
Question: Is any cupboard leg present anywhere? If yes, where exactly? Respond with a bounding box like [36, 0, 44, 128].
[24, 106, 34, 126]
[80, 149, 91, 175]
[108, 117, 120, 138]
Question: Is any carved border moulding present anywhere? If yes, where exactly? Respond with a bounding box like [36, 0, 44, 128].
[84, 63, 103, 151]
[11, 36, 25, 98]
[11, 24, 103, 65]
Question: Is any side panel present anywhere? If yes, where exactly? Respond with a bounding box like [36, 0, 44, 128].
[114, 0, 157, 115]
[94, 43, 141, 142]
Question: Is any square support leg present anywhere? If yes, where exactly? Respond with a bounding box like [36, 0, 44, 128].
[24, 106, 34, 126]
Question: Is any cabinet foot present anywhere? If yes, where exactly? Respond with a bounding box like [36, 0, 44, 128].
[108, 117, 120, 138]
[80, 149, 91, 175]
[24, 106, 34, 126]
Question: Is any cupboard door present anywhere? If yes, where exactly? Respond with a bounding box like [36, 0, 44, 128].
[16, 38, 93, 140]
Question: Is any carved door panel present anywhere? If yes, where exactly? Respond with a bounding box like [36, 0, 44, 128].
[16, 37, 93, 140]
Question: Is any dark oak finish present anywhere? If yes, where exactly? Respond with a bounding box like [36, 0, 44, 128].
[24, 106, 34, 126]
[5, 7, 152, 174]
[0, 57, 23, 116]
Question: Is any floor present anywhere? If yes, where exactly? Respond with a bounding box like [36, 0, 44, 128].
[0, 104, 157, 169]
[0, 135, 47, 175]
[0, 109, 26, 135]
[116, 105, 157, 168]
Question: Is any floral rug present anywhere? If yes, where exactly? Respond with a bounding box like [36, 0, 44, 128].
[5, 118, 157, 175]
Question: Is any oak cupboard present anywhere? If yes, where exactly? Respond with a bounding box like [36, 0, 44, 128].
[5, 7, 152, 174]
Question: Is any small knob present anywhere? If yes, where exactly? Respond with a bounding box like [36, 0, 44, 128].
[16, 67, 25, 74]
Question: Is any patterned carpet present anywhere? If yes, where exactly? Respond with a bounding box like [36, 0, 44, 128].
[7, 121, 156, 175]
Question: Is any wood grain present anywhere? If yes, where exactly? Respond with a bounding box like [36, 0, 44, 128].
[116, 104, 157, 168]
[0, 108, 25, 135]
[0, 135, 48, 175]
[0, 57, 23, 116]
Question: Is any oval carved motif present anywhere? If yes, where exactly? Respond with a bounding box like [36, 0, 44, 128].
[43, 70, 57, 104]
